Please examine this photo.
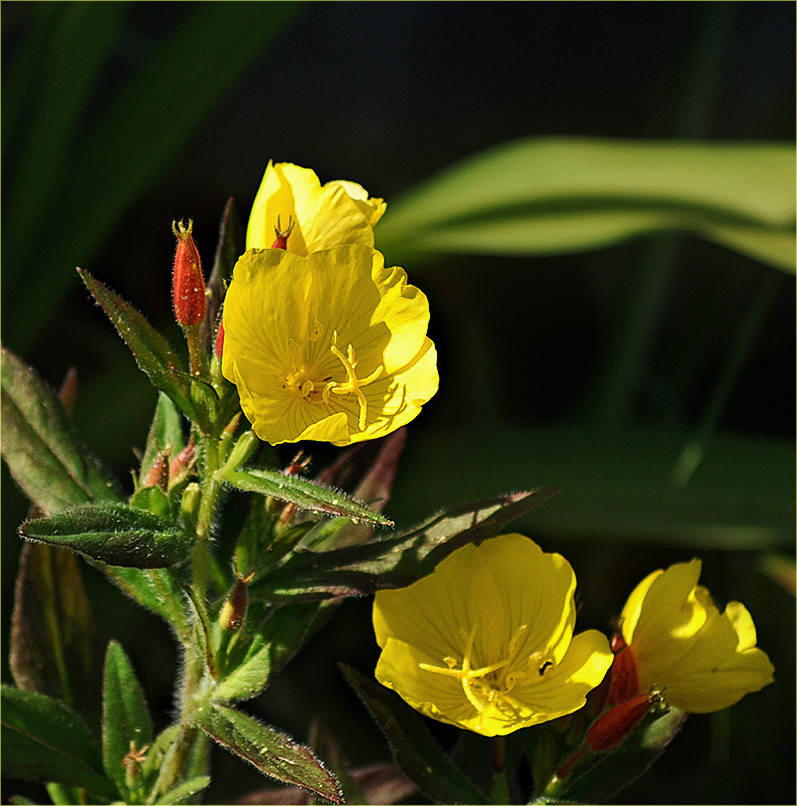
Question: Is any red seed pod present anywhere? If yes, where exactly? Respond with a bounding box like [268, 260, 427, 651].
[608, 642, 640, 706]
[586, 693, 653, 752]
[172, 220, 206, 328]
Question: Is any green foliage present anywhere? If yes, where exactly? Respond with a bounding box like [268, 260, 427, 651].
[1, 686, 117, 801]
[194, 703, 343, 803]
[341, 665, 491, 805]
[378, 138, 796, 273]
[19, 503, 192, 569]
[1, 346, 119, 515]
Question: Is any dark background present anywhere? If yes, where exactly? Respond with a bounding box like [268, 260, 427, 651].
[2, 3, 794, 804]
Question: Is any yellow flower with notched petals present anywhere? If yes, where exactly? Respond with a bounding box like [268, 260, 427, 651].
[620, 559, 774, 713]
[246, 161, 386, 253]
[221, 243, 437, 446]
[373, 534, 613, 737]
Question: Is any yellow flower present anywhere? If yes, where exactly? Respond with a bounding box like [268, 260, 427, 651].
[619, 559, 774, 713]
[221, 243, 437, 446]
[246, 161, 386, 253]
[372, 534, 613, 737]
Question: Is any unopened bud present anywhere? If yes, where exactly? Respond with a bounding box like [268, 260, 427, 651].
[215, 318, 225, 358]
[172, 220, 206, 328]
[168, 440, 197, 488]
[608, 637, 640, 706]
[144, 448, 171, 491]
[271, 214, 295, 249]
[219, 572, 255, 632]
[586, 693, 654, 752]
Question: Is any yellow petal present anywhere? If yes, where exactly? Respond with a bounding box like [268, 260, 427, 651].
[246, 162, 378, 254]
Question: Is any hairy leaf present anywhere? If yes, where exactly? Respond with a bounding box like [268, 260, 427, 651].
[222, 467, 394, 527]
[2, 686, 116, 799]
[1, 345, 119, 514]
[20, 502, 192, 568]
[194, 703, 342, 803]
[102, 641, 153, 794]
[253, 488, 559, 600]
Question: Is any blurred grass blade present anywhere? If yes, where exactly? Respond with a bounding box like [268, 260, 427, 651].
[377, 138, 795, 272]
[3, 3, 125, 273]
[389, 424, 795, 550]
[5, 3, 301, 352]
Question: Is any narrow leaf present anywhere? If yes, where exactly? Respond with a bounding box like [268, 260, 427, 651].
[223, 468, 394, 527]
[1, 345, 119, 514]
[9, 542, 101, 717]
[20, 502, 192, 568]
[155, 775, 211, 805]
[1, 686, 116, 800]
[340, 665, 489, 805]
[253, 488, 558, 600]
[195, 703, 342, 803]
[78, 269, 216, 428]
[102, 641, 153, 793]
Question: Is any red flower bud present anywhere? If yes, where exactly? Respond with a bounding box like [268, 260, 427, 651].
[168, 440, 197, 488]
[144, 448, 170, 491]
[172, 220, 206, 328]
[608, 641, 640, 706]
[586, 693, 653, 752]
[219, 572, 255, 632]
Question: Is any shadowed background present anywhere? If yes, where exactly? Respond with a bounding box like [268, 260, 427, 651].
[2, 3, 794, 804]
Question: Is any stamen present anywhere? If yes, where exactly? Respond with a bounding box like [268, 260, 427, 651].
[326, 331, 383, 429]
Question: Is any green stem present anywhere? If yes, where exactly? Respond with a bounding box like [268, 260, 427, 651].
[490, 736, 510, 804]
[185, 324, 208, 379]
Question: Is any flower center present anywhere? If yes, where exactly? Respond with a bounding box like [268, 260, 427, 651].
[418, 624, 554, 728]
[282, 331, 383, 429]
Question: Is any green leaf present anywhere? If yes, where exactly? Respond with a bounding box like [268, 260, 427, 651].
[388, 424, 795, 549]
[340, 664, 490, 805]
[1, 345, 119, 514]
[130, 485, 172, 519]
[139, 393, 186, 487]
[194, 703, 342, 803]
[545, 708, 688, 804]
[253, 488, 558, 600]
[77, 269, 217, 430]
[20, 502, 192, 568]
[222, 467, 394, 527]
[377, 137, 796, 272]
[101, 567, 191, 639]
[1, 686, 117, 800]
[213, 601, 332, 704]
[155, 775, 211, 805]
[9, 542, 101, 717]
[102, 641, 153, 794]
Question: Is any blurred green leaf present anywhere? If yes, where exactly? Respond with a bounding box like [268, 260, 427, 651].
[222, 467, 395, 527]
[9, 542, 100, 716]
[1, 686, 116, 800]
[377, 138, 795, 272]
[194, 703, 342, 803]
[102, 640, 153, 794]
[20, 502, 191, 568]
[4, 3, 302, 352]
[253, 488, 559, 600]
[78, 269, 217, 430]
[1, 345, 120, 514]
[341, 664, 490, 805]
[390, 425, 794, 549]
